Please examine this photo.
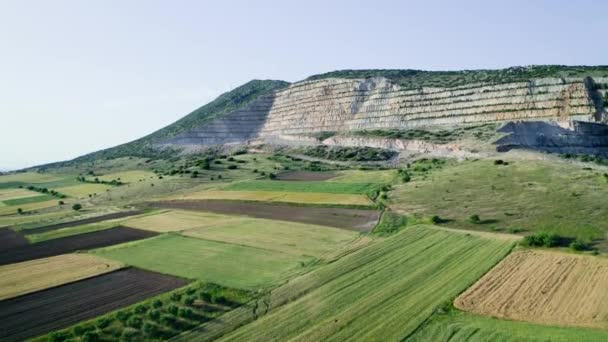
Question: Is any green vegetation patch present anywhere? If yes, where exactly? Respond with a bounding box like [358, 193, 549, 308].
[301, 145, 397, 162]
[373, 211, 410, 236]
[223, 180, 382, 195]
[178, 226, 513, 341]
[35, 282, 253, 342]
[2, 195, 54, 206]
[351, 124, 498, 144]
[409, 307, 608, 342]
[93, 234, 315, 289]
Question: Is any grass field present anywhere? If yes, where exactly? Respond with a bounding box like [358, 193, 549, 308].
[97, 170, 157, 183]
[93, 234, 315, 289]
[174, 212, 360, 257]
[0, 172, 68, 184]
[408, 309, 608, 341]
[25, 221, 120, 243]
[455, 250, 608, 329]
[56, 183, 113, 197]
[0, 253, 123, 300]
[390, 159, 608, 243]
[223, 180, 381, 194]
[123, 210, 219, 232]
[172, 190, 373, 206]
[329, 169, 399, 183]
[0, 199, 59, 216]
[176, 225, 513, 341]
[3, 195, 54, 206]
[0, 188, 42, 201]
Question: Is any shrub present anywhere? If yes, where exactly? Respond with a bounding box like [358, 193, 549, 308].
[373, 211, 408, 235]
[152, 299, 163, 308]
[227, 165, 238, 170]
[72, 203, 82, 211]
[58, 200, 64, 205]
[184, 296, 195, 305]
[401, 172, 411, 182]
[570, 239, 589, 251]
[48, 331, 72, 342]
[134, 304, 148, 314]
[148, 309, 161, 320]
[142, 322, 161, 337]
[522, 232, 562, 247]
[119, 328, 139, 342]
[268, 173, 276, 179]
[252, 169, 258, 173]
[82, 331, 100, 342]
[469, 214, 481, 224]
[116, 310, 131, 323]
[430, 215, 443, 224]
[494, 159, 504, 165]
[170, 292, 182, 301]
[95, 317, 111, 329]
[160, 314, 177, 327]
[227, 157, 235, 161]
[198, 292, 212, 302]
[508, 227, 525, 234]
[167, 304, 179, 315]
[178, 307, 195, 319]
[126, 315, 143, 329]
[17, 208, 23, 214]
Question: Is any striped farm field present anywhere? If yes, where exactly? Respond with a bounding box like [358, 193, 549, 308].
[0, 253, 123, 300]
[455, 250, 608, 329]
[170, 190, 373, 206]
[0, 188, 42, 201]
[223, 180, 381, 194]
[175, 225, 513, 341]
[0, 199, 59, 216]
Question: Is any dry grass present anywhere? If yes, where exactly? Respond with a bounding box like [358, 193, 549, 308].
[455, 250, 608, 329]
[56, 183, 113, 198]
[170, 190, 372, 206]
[97, 170, 157, 183]
[0, 188, 41, 201]
[0, 253, 123, 300]
[0, 200, 59, 216]
[123, 210, 230, 232]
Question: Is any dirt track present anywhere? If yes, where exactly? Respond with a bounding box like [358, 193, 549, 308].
[0, 226, 157, 266]
[0, 268, 187, 342]
[0, 228, 28, 252]
[455, 250, 608, 328]
[274, 171, 337, 181]
[151, 200, 380, 232]
[24, 210, 145, 235]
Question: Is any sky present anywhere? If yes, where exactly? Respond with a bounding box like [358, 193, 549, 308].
[1, 0, 607, 170]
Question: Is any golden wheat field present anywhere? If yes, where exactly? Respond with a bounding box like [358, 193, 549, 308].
[455, 250, 608, 329]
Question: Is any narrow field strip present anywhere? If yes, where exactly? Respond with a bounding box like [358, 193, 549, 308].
[0, 254, 123, 300]
[174, 225, 513, 341]
[166, 190, 373, 206]
[23, 210, 146, 235]
[0, 228, 28, 252]
[223, 180, 380, 194]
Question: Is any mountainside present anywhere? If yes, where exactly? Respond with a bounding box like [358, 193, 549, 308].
[37, 66, 608, 169]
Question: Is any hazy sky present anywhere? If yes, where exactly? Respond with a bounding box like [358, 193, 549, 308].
[1, 0, 606, 170]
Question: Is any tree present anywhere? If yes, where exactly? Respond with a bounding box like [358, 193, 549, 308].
[469, 214, 481, 224]
[58, 200, 65, 205]
[72, 203, 82, 211]
[17, 208, 23, 215]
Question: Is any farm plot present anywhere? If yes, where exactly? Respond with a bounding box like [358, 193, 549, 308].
[0, 253, 123, 300]
[0, 172, 67, 185]
[177, 226, 513, 341]
[93, 234, 315, 289]
[223, 180, 381, 194]
[175, 212, 360, 256]
[55, 183, 113, 198]
[274, 171, 338, 181]
[0, 228, 28, 252]
[97, 170, 157, 183]
[123, 210, 217, 232]
[329, 169, 399, 183]
[168, 190, 373, 206]
[0, 226, 157, 265]
[23, 210, 145, 235]
[455, 250, 608, 329]
[0, 188, 43, 201]
[409, 309, 608, 341]
[0, 268, 187, 342]
[152, 200, 380, 231]
[0, 199, 59, 216]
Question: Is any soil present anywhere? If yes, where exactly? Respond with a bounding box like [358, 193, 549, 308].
[0, 228, 28, 252]
[0, 226, 157, 266]
[274, 171, 338, 181]
[23, 210, 146, 235]
[151, 200, 380, 232]
[0, 268, 187, 342]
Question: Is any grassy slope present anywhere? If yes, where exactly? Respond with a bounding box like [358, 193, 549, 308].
[176, 226, 513, 341]
[390, 159, 608, 242]
[92, 234, 315, 290]
[223, 180, 382, 194]
[408, 309, 608, 341]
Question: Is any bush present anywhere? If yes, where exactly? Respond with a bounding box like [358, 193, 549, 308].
[82, 331, 100, 342]
[152, 299, 163, 308]
[58, 200, 64, 205]
[227, 165, 238, 170]
[469, 214, 481, 224]
[183, 296, 195, 306]
[119, 328, 139, 342]
[95, 317, 111, 329]
[142, 322, 161, 337]
[494, 159, 504, 165]
[268, 173, 276, 179]
[178, 307, 195, 319]
[252, 169, 258, 173]
[48, 331, 72, 342]
[522, 232, 562, 247]
[126, 315, 143, 329]
[167, 304, 179, 315]
[373, 211, 408, 235]
[148, 309, 161, 320]
[17, 208, 23, 214]
[134, 304, 149, 314]
[570, 239, 589, 251]
[116, 310, 131, 323]
[72, 203, 82, 211]
[430, 215, 443, 224]
[198, 292, 212, 302]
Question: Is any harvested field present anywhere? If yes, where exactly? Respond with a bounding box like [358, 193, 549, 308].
[455, 250, 608, 329]
[274, 171, 337, 181]
[97, 170, 157, 183]
[23, 210, 145, 234]
[171, 190, 373, 206]
[0, 228, 28, 252]
[55, 183, 112, 197]
[0, 268, 187, 342]
[0, 254, 123, 300]
[0, 226, 157, 266]
[223, 180, 380, 194]
[0, 199, 58, 216]
[151, 200, 380, 231]
[0, 188, 41, 201]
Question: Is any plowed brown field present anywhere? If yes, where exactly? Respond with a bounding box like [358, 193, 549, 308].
[455, 250, 608, 329]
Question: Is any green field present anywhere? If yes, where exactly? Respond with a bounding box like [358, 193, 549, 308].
[223, 180, 382, 194]
[329, 169, 399, 183]
[409, 309, 608, 341]
[175, 225, 513, 341]
[93, 234, 316, 289]
[2, 194, 54, 206]
[56, 183, 113, 198]
[391, 159, 608, 243]
[173, 190, 373, 206]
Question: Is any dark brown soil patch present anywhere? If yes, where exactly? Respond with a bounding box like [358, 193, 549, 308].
[0, 268, 187, 342]
[151, 200, 380, 232]
[0, 228, 28, 253]
[23, 210, 145, 235]
[274, 171, 338, 181]
[0, 226, 157, 266]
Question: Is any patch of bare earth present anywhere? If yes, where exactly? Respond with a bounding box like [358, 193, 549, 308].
[455, 250, 608, 329]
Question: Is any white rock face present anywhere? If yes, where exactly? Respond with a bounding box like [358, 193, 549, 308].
[161, 76, 604, 148]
